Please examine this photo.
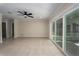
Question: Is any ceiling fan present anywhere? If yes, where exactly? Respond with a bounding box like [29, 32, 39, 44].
[17, 10, 34, 18]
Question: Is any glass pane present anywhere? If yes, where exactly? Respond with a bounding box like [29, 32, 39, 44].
[56, 18, 63, 48]
[53, 22, 55, 35]
[66, 8, 79, 56]
[52, 22, 55, 41]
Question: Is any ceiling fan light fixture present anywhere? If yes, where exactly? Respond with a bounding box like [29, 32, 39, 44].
[24, 15, 27, 18]
[17, 10, 34, 18]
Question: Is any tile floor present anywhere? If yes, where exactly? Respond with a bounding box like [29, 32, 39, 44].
[0, 37, 64, 56]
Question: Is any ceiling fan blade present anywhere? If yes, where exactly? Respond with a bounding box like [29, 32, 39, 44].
[27, 15, 34, 18]
[27, 13, 32, 15]
[17, 13, 24, 16]
[18, 11, 24, 15]
[31, 16, 34, 18]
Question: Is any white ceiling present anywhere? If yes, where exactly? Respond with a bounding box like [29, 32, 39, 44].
[0, 3, 57, 20]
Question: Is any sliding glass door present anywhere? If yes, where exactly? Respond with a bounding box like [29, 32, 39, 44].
[52, 18, 63, 48]
[65, 8, 79, 56]
[56, 18, 63, 48]
[52, 8, 79, 56]
[52, 22, 56, 41]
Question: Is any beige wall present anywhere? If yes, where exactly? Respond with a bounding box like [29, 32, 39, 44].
[14, 20, 49, 38]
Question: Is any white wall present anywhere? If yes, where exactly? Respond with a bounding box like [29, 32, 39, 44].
[6, 20, 12, 38]
[14, 20, 49, 38]
[0, 14, 2, 43]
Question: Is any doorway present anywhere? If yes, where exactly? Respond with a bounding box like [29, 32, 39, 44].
[12, 22, 14, 38]
[2, 22, 6, 40]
